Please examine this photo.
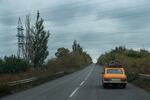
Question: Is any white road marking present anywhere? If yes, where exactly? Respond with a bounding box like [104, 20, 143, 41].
[69, 65, 95, 98]
[69, 88, 79, 98]
[84, 65, 95, 81]
[80, 81, 85, 86]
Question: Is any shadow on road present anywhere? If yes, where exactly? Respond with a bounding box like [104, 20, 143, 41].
[94, 85, 127, 90]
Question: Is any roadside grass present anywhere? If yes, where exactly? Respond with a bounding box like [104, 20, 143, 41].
[0, 70, 72, 97]
[131, 76, 150, 91]
[0, 83, 11, 97]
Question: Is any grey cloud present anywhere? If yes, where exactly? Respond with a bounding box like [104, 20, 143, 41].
[1, 0, 150, 61]
[41, 2, 96, 26]
[96, 3, 150, 30]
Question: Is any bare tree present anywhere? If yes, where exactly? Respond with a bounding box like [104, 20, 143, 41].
[24, 14, 32, 63]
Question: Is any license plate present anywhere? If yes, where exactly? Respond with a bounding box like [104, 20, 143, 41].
[111, 79, 121, 83]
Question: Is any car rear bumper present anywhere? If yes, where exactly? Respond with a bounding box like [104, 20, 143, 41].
[103, 81, 127, 84]
[102, 79, 127, 84]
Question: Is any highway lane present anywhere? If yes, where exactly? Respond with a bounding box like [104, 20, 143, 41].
[70, 65, 150, 100]
[1, 64, 150, 100]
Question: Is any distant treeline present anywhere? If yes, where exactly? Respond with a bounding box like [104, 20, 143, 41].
[0, 40, 92, 74]
[47, 40, 92, 73]
[97, 46, 150, 74]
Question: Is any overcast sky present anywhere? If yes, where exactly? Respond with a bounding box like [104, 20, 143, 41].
[0, 0, 150, 62]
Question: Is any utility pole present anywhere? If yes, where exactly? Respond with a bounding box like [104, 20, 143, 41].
[17, 18, 24, 58]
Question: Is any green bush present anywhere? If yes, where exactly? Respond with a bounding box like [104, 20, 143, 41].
[0, 55, 28, 74]
[47, 51, 92, 72]
[125, 49, 141, 58]
[126, 72, 138, 82]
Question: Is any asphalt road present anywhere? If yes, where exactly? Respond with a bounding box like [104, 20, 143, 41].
[1, 64, 150, 100]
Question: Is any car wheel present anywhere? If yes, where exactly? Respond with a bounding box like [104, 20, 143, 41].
[121, 84, 126, 88]
[103, 83, 107, 88]
[122, 84, 126, 88]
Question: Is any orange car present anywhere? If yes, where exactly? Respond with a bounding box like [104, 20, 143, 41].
[101, 67, 127, 88]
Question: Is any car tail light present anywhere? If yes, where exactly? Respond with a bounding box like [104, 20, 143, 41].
[104, 78, 110, 81]
[121, 78, 127, 81]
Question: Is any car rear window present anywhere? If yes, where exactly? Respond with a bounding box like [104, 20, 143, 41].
[106, 69, 123, 74]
